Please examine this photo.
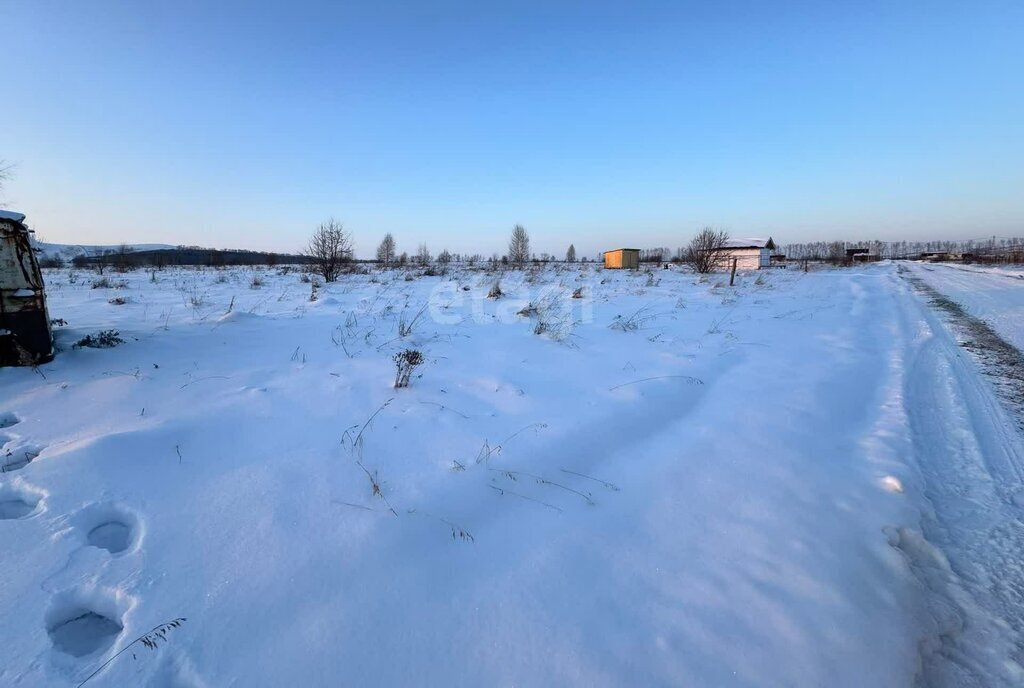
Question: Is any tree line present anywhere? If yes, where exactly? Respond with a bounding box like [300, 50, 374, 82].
[781, 238, 1024, 260]
[305, 221, 595, 282]
[304, 222, 742, 280]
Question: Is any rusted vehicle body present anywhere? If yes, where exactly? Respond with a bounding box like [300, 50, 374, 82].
[0, 210, 54, 366]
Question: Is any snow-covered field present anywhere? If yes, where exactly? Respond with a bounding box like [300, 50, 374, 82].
[2, 262, 1023, 686]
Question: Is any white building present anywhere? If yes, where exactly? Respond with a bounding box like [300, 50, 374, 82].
[722, 237, 776, 270]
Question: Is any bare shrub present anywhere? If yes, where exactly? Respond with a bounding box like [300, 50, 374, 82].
[345, 263, 370, 276]
[610, 305, 656, 332]
[686, 227, 731, 274]
[398, 304, 427, 337]
[181, 281, 206, 308]
[74, 330, 124, 349]
[487, 280, 503, 299]
[250, 273, 264, 289]
[521, 289, 574, 341]
[304, 218, 352, 283]
[393, 349, 424, 388]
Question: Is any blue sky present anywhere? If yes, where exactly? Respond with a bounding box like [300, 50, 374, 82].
[2, 1, 1022, 257]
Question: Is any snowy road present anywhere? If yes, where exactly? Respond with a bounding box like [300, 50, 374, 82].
[907, 263, 1024, 351]
[891, 264, 1024, 686]
[1, 262, 1023, 686]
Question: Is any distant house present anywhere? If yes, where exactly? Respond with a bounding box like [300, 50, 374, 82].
[846, 247, 881, 263]
[604, 248, 640, 270]
[721, 237, 776, 270]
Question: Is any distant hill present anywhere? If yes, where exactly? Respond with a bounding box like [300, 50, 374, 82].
[34, 241, 176, 262]
[35, 243, 312, 268]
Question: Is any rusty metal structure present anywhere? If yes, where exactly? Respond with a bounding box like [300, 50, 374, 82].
[0, 210, 54, 366]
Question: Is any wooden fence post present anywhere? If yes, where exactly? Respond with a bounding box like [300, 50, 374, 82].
[729, 257, 738, 286]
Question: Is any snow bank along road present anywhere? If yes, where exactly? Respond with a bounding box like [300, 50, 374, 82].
[1, 262, 1022, 686]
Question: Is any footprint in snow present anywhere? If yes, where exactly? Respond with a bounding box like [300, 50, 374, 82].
[0, 414, 165, 681]
[45, 587, 130, 660]
[1, 442, 44, 473]
[72, 502, 142, 555]
[0, 413, 44, 473]
[0, 481, 46, 520]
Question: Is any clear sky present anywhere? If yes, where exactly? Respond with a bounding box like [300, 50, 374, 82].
[2, 1, 1022, 257]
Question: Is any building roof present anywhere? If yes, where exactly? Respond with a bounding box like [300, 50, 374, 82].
[605, 248, 641, 252]
[723, 237, 774, 249]
[0, 209, 27, 223]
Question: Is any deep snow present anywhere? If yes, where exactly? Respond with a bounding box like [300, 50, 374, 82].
[1, 261, 1022, 686]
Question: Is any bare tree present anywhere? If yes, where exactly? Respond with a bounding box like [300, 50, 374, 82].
[305, 218, 352, 282]
[416, 243, 431, 266]
[685, 227, 731, 274]
[95, 249, 113, 275]
[0, 160, 12, 206]
[437, 249, 452, 264]
[566, 243, 576, 263]
[376, 233, 396, 266]
[114, 243, 134, 272]
[508, 225, 530, 268]
[827, 241, 846, 263]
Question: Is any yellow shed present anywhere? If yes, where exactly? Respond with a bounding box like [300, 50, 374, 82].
[603, 248, 640, 269]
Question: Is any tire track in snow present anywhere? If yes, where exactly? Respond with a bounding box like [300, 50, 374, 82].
[902, 268, 1024, 487]
[893, 268, 1024, 687]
